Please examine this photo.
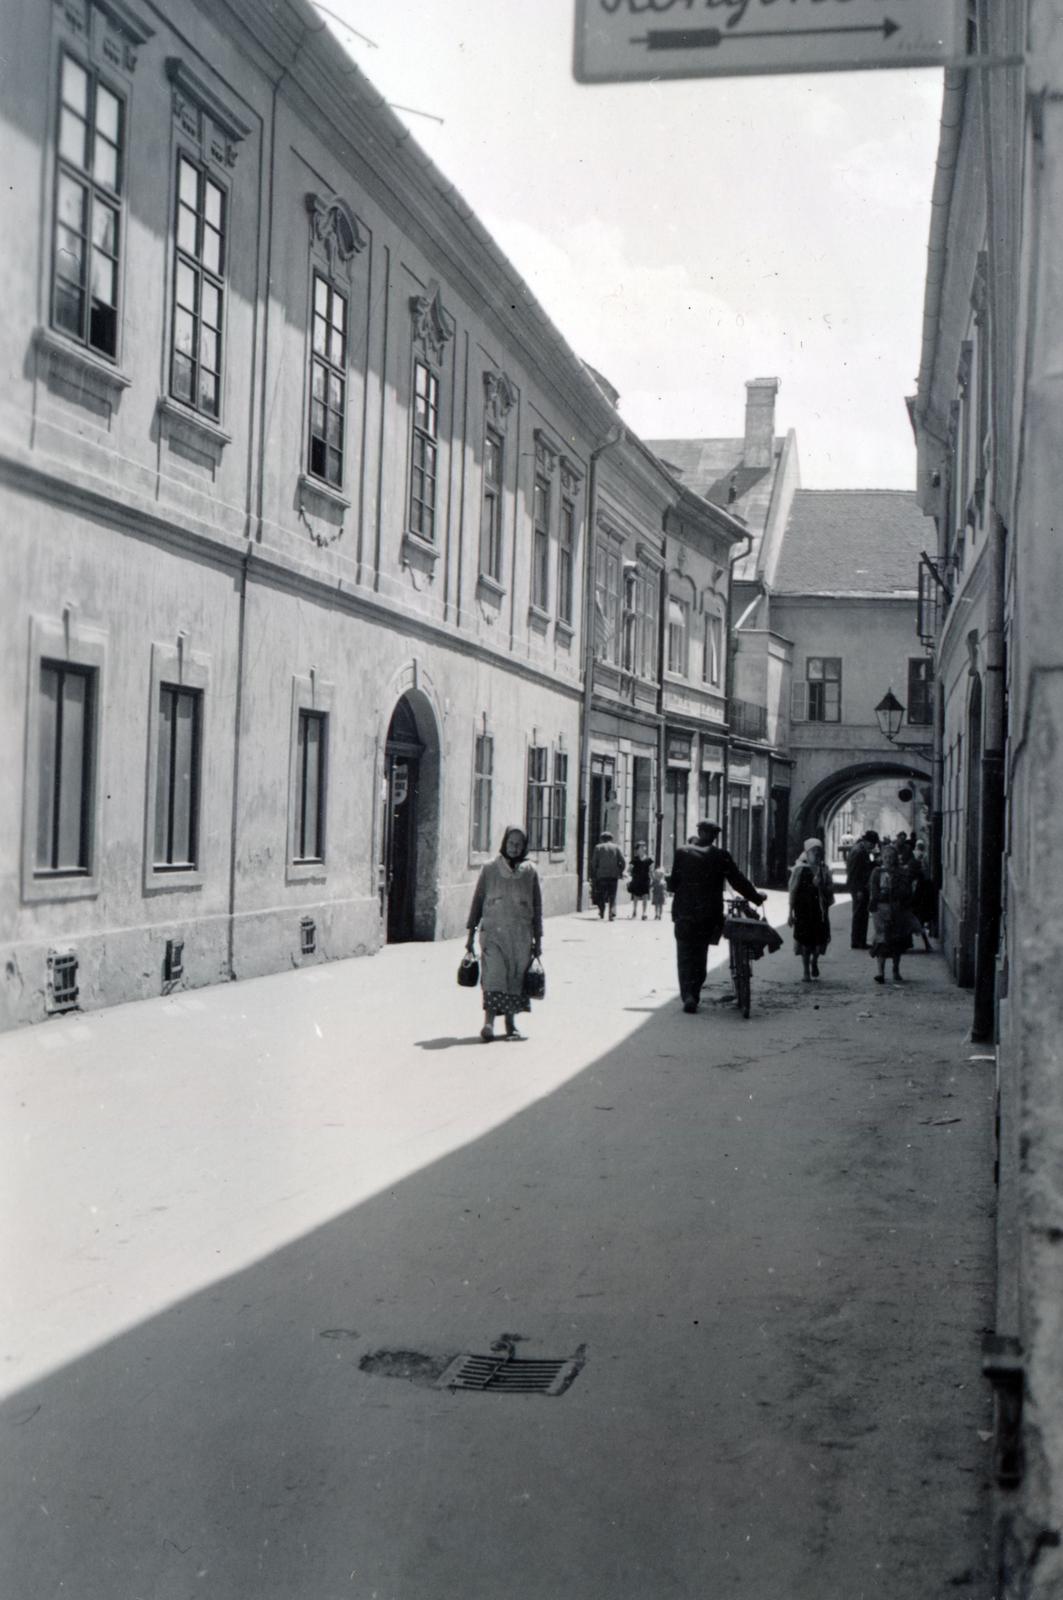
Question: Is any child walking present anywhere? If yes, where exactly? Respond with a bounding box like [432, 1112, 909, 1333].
[651, 865, 668, 920]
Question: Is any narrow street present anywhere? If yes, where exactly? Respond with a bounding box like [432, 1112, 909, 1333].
[1, 896, 997, 1599]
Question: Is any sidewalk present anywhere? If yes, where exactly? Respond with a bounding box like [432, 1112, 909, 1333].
[1, 898, 997, 1599]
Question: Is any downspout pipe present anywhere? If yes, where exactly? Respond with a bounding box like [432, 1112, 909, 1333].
[722, 532, 755, 856]
[577, 424, 625, 910]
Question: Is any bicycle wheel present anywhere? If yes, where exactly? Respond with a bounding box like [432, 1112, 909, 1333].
[735, 948, 751, 1018]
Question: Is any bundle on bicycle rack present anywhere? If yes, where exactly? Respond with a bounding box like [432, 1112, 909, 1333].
[722, 902, 784, 959]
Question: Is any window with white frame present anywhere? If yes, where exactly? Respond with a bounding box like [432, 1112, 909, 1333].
[551, 751, 568, 851]
[791, 657, 841, 722]
[472, 733, 493, 852]
[52, 52, 124, 359]
[703, 611, 723, 688]
[308, 272, 348, 488]
[557, 499, 574, 624]
[480, 428, 504, 580]
[666, 595, 689, 677]
[409, 359, 439, 540]
[594, 544, 621, 664]
[526, 744, 550, 852]
[170, 153, 226, 418]
[153, 685, 202, 869]
[531, 476, 550, 611]
[37, 660, 96, 875]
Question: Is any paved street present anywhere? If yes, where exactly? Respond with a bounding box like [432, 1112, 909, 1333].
[2, 895, 997, 1599]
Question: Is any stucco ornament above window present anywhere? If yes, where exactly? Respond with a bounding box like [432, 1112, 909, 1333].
[410, 283, 456, 367]
[560, 455, 584, 497]
[306, 194, 367, 282]
[484, 369, 517, 430]
[166, 58, 251, 167]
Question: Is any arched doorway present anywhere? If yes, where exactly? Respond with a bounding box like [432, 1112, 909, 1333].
[382, 692, 440, 943]
[959, 675, 983, 985]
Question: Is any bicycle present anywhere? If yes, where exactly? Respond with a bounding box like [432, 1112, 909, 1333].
[720, 895, 781, 1018]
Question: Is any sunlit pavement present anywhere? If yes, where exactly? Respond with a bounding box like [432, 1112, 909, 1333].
[1, 893, 997, 1599]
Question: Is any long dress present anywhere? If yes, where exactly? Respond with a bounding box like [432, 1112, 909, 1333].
[868, 866, 914, 958]
[628, 856, 652, 900]
[467, 855, 543, 1015]
[789, 861, 834, 956]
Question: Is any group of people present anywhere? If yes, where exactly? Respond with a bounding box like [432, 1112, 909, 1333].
[587, 835, 668, 921]
[844, 829, 934, 982]
[462, 817, 936, 1042]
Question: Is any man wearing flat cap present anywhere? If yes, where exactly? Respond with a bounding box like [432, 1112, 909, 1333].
[667, 819, 766, 1013]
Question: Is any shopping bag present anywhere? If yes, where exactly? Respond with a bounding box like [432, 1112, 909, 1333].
[523, 957, 546, 1001]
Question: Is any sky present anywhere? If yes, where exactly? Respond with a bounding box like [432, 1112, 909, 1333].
[314, 0, 945, 489]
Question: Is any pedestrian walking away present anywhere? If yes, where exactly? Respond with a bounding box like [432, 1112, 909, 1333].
[466, 825, 543, 1041]
[589, 832, 625, 921]
[909, 838, 935, 948]
[627, 842, 652, 919]
[845, 829, 879, 949]
[667, 819, 765, 1012]
[651, 865, 668, 920]
[868, 842, 913, 985]
[788, 838, 835, 980]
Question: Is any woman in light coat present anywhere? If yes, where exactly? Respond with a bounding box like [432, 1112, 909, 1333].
[466, 826, 543, 1041]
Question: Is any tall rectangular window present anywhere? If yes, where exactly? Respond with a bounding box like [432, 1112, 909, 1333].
[526, 745, 550, 852]
[52, 53, 124, 359]
[557, 500, 574, 623]
[479, 428, 504, 579]
[36, 662, 94, 874]
[703, 613, 723, 687]
[295, 709, 327, 862]
[667, 597, 689, 677]
[154, 685, 201, 869]
[472, 733, 493, 852]
[171, 154, 225, 418]
[908, 657, 934, 725]
[309, 273, 347, 488]
[551, 751, 568, 851]
[805, 657, 841, 722]
[532, 478, 550, 610]
[410, 359, 439, 540]
[594, 545, 621, 664]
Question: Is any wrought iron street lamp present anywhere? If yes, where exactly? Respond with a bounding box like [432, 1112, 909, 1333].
[874, 688, 931, 753]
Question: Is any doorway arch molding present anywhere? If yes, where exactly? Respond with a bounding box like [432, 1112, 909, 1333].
[791, 758, 931, 859]
[378, 659, 444, 942]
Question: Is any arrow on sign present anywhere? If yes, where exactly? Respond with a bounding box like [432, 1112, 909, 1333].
[630, 20, 900, 50]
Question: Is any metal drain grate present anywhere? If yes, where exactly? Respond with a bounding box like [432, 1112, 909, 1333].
[434, 1351, 583, 1396]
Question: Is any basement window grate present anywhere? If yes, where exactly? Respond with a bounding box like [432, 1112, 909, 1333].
[164, 938, 184, 982]
[434, 1351, 583, 1396]
[48, 950, 79, 1012]
[300, 916, 316, 956]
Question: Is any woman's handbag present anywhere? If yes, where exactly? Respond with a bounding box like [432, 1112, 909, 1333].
[457, 951, 479, 987]
[523, 957, 546, 1001]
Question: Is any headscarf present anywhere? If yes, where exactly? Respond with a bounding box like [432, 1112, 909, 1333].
[499, 826, 529, 867]
[803, 838, 823, 856]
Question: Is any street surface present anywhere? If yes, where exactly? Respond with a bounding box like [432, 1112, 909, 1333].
[1, 893, 996, 1598]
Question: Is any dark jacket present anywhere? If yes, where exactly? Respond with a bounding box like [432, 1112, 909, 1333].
[845, 840, 876, 894]
[667, 844, 760, 941]
[590, 841, 625, 882]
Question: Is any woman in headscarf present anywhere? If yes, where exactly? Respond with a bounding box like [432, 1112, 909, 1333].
[465, 826, 543, 1041]
[788, 838, 835, 980]
[868, 841, 914, 983]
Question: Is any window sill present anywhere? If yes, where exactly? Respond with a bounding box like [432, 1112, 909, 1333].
[36, 326, 132, 400]
[476, 572, 506, 599]
[402, 530, 440, 564]
[527, 604, 551, 631]
[298, 473, 351, 513]
[554, 619, 575, 643]
[287, 859, 328, 885]
[144, 865, 205, 893]
[157, 395, 231, 466]
[24, 871, 101, 905]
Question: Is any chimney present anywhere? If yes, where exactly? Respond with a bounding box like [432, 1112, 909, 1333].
[742, 377, 779, 469]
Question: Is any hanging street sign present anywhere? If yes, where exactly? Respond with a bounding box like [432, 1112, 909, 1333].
[573, 1, 966, 84]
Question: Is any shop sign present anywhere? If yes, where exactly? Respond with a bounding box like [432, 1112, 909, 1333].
[729, 754, 752, 782]
[701, 741, 725, 771]
[573, 0, 965, 85]
[667, 731, 693, 765]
